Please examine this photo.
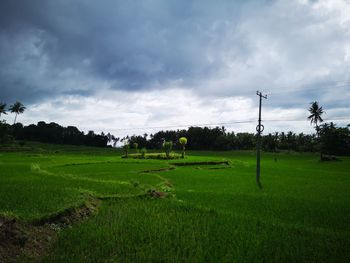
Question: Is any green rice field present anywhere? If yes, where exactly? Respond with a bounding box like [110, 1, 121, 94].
[0, 142, 349, 262]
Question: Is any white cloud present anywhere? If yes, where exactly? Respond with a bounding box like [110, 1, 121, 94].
[5, 87, 349, 139]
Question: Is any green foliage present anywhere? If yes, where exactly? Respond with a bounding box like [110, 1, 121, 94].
[0, 121, 12, 144]
[2, 122, 336, 153]
[0, 134, 15, 145]
[4, 121, 109, 147]
[9, 101, 26, 114]
[127, 152, 182, 160]
[179, 137, 188, 158]
[9, 101, 26, 124]
[140, 147, 147, 158]
[133, 142, 138, 152]
[308, 101, 324, 131]
[122, 142, 130, 157]
[179, 137, 187, 145]
[162, 141, 173, 149]
[144, 128, 319, 152]
[319, 122, 350, 155]
[162, 140, 173, 159]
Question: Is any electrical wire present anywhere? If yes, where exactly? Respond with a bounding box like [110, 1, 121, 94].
[113, 80, 350, 131]
[113, 117, 350, 131]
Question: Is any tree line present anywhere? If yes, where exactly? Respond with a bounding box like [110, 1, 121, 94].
[0, 119, 349, 155]
[123, 101, 349, 156]
[122, 125, 349, 155]
[0, 101, 120, 147]
[0, 121, 117, 147]
[1, 101, 349, 155]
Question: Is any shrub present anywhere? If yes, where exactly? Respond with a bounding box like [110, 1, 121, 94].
[0, 134, 14, 145]
[179, 137, 188, 158]
[162, 141, 173, 159]
[122, 142, 130, 157]
[140, 147, 147, 158]
[133, 142, 139, 153]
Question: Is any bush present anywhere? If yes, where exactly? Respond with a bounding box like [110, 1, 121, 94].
[122, 143, 130, 157]
[319, 123, 350, 156]
[133, 142, 139, 153]
[140, 148, 147, 158]
[162, 141, 173, 159]
[179, 137, 188, 158]
[0, 134, 15, 144]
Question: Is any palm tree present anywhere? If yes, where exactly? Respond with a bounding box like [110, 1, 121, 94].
[307, 101, 324, 135]
[9, 101, 26, 124]
[0, 103, 7, 119]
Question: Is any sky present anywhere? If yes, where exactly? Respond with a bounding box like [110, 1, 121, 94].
[0, 0, 349, 138]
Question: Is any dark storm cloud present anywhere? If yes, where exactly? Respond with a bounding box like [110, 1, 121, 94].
[0, 0, 349, 111]
[0, 0, 254, 103]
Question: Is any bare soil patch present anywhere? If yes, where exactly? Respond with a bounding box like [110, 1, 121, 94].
[0, 217, 55, 262]
[0, 199, 99, 262]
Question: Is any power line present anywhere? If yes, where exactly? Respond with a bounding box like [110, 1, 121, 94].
[111, 82, 350, 132]
[112, 117, 350, 131]
[113, 120, 256, 131]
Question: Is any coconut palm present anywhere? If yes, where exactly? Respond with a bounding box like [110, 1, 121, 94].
[0, 103, 7, 119]
[9, 101, 26, 124]
[307, 101, 324, 135]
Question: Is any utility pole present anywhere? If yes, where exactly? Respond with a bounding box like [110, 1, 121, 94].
[256, 91, 267, 189]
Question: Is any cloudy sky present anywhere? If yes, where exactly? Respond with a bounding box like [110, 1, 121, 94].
[1, 0, 349, 138]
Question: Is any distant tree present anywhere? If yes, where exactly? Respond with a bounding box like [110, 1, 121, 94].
[262, 133, 278, 152]
[0, 103, 7, 119]
[105, 133, 120, 147]
[308, 101, 324, 135]
[162, 141, 173, 159]
[9, 101, 26, 124]
[0, 121, 10, 143]
[123, 141, 130, 157]
[236, 133, 255, 150]
[133, 142, 139, 153]
[179, 137, 188, 158]
[0, 121, 14, 144]
[140, 147, 147, 158]
[318, 122, 350, 156]
[286, 131, 297, 151]
[128, 135, 148, 149]
[106, 133, 112, 144]
[113, 136, 120, 147]
[295, 132, 316, 152]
